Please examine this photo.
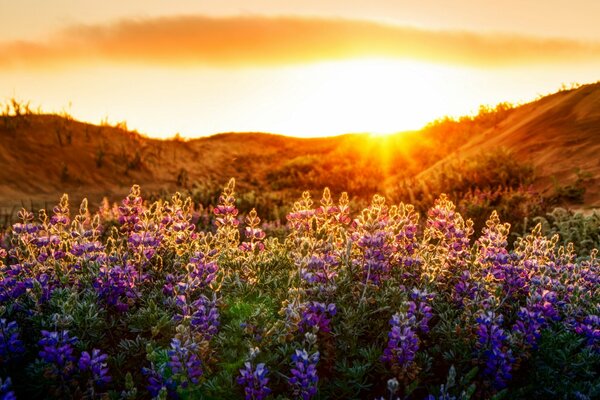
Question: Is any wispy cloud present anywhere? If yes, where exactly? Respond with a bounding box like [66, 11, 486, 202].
[1, 15, 599, 69]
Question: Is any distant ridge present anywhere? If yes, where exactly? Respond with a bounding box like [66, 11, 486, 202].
[419, 81, 600, 207]
[1, 82, 599, 214]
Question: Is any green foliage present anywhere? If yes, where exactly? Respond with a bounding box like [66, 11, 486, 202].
[534, 208, 600, 257]
[513, 329, 600, 399]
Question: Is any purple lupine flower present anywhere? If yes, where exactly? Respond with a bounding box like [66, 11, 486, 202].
[0, 319, 25, 363]
[475, 312, 514, 389]
[476, 211, 529, 300]
[476, 211, 510, 267]
[160, 195, 196, 245]
[240, 209, 266, 252]
[453, 271, 480, 307]
[425, 195, 473, 276]
[512, 287, 561, 350]
[163, 273, 177, 296]
[49, 195, 70, 228]
[533, 289, 560, 322]
[12, 221, 39, 235]
[237, 361, 271, 400]
[356, 229, 392, 285]
[0, 264, 33, 304]
[286, 191, 315, 234]
[187, 252, 219, 290]
[175, 294, 220, 341]
[168, 337, 203, 388]
[70, 241, 105, 264]
[142, 365, 177, 398]
[128, 216, 163, 260]
[38, 330, 78, 379]
[118, 185, 143, 233]
[574, 314, 600, 352]
[300, 253, 338, 286]
[214, 178, 240, 249]
[298, 302, 337, 334]
[31, 273, 54, 304]
[409, 289, 435, 334]
[392, 203, 420, 269]
[214, 201, 240, 227]
[497, 254, 529, 300]
[381, 313, 419, 373]
[513, 307, 546, 349]
[289, 349, 319, 400]
[94, 263, 138, 312]
[313, 187, 341, 226]
[0, 376, 16, 400]
[78, 349, 112, 387]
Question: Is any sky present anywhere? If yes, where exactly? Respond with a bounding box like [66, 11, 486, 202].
[1, 1, 599, 138]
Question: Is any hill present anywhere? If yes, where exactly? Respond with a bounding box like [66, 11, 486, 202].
[418, 82, 600, 207]
[0, 82, 599, 226]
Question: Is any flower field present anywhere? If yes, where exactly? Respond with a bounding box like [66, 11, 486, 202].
[0, 178, 598, 399]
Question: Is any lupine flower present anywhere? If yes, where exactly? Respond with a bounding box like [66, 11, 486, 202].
[286, 191, 315, 234]
[0, 376, 16, 400]
[300, 252, 339, 286]
[78, 349, 112, 387]
[240, 209, 266, 252]
[70, 241, 105, 262]
[381, 313, 419, 374]
[391, 203, 420, 268]
[118, 185, 143, 233]
[129, 215, 163, 260]
[94, 263, 139, 312]
[68, 206, 106, 269]
[38, 330, 78, 378]
[409, 289, 435, 334]
[298, 302, 337, 334]
[12, 220, 39, 235]
[0, 319, 25, 363]
[475, 312, 514, 389]
[512, 287, 560, 350]
[187, 252, 219, 290]
[31, 273, 54, 304]
[175, 294, 220, 341]
[168, 337, 203, 388]
[423, 195, 474, 280]
[142, 365, 177, 398]
[214, 178, 240, 249]
[160, 193, 196, 246]
[163, 273, 177, 296]
[50, 194, 70, 228]
[476, 211, 510, 267]
[453, 271, 480, 307]
[190, 296, 220, 340]
[512, 307, 546, 349]
[573, 314, 600, 352]
[355, 229, 392, 285]
[289, 349, 319, 400]
[237, 361, 271, 400]
[0, 265, 33, 304]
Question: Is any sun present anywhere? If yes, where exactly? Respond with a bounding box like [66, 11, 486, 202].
[254, 57, 474, 137]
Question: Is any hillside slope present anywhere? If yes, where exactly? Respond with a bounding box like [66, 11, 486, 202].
[0, 114, 367, 213]
[1, 82, 599, 220]
[419, 82, 600, 207]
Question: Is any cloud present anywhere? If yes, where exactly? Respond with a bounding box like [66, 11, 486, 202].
[1, 15, 599, 69]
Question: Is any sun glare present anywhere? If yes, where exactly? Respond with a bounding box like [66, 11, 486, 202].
[220, 59, 478, 136]
[7, 58, 600, 139]
[274, 58, 470, 136]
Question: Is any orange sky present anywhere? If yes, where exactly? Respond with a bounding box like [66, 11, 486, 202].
[1, 1, 599, 138]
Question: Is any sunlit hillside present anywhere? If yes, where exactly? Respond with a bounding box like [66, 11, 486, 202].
[1, 83, 598, 229]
